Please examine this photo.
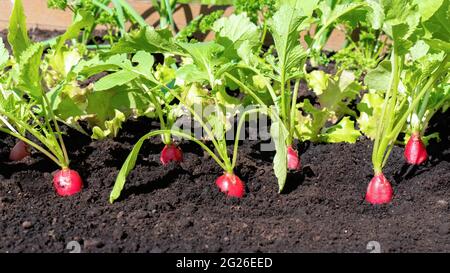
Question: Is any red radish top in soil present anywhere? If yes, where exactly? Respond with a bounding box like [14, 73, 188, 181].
[160, 144, 183, 165]
[216, 173, 245, 198]
[365, 173, 393, 204]
[9, 140, 30, 161]
[287, 146, 301, 171]
[53, 169, 83, 196]
[404, 133, 428, 165]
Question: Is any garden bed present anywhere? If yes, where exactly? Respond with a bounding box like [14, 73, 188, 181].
[1, 110, 449, 253]
[1, 0, 449, 253]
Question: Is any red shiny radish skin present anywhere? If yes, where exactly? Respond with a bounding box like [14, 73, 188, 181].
[160, 144, 183, 165]
[404, 133, 428, 165]
[53, 169, 83, 196]
[9, 140, 30, 161]
[216, 173, 245, 198]
[365, 173, 393, 204]
[287, 146, 301, 171]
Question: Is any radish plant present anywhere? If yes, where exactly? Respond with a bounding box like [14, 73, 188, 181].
[404, 64, 449, 165]
[0, 0, 83, 196]
[220, 2, 309, 191]
[363, 0, 449, 204]
[0, 51, 83, 196]
[108, 83, 264, 202]
[109, 12, 266, 201]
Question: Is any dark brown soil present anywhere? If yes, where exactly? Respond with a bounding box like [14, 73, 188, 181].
[1, 29, 449, 253]
[0, 109, 449, 253]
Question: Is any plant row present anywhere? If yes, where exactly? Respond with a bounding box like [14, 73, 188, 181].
[0, 0, 448, 204]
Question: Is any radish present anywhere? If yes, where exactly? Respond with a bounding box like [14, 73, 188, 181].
[404, 133, 427, 165]
[160, 144, 183, 165]
[53, 169, 83, 196]
[9, 140, 31, 161]
[216, 172, 245, 198]
[287, 145, 301, 171]
[365, 173, 393, 204]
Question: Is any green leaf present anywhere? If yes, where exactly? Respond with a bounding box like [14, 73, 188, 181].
[109, 27, 182, 55]
[364, 60, 392, 91]
[415, 0, 444, 21]
[7, 0, 31, 60]
[366, 0, 384, 30]
[270, 119, 288, 193]
[54, 10, 94, 53]
[357, 91, 385, 139]
[422, 0, 450, 52]
[94, 70, 139, 91]
[212, 13, 259, 60]
[321, 117, 361, 143]
[423, 39, 450, 53]
[318, 1, 368, 29]
[296, 99, 329, 142]
[48, 46, 83, 77]
[110, 130, 154, 203]
[77, 54, 128, 77]
[93, 51, 156, 91]
[180, 84, 210, 108]
[86, 87, 149, 128]
[269, 4, 307, 80]
[17, 43, 45, 99]
[92, 110, 126, 139]
[381, 0, 421, 54]
[409, 40, 430, 61]
[176, 64, 210, 83]
[178, 42, 224, 85]
[307, 70, 329, 95]
[294, 0, 320, 17]
[317, 70, 360, 116]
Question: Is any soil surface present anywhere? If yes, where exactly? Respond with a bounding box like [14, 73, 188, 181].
[0, 29, 449, 253]
[0, 110, 449, 253]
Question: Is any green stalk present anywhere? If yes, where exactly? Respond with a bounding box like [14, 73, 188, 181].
[164, 0, 175, 30]
[159, 85, 228, 162]
[224, 72, 268, 107]
[212, 96, 232, 172]
[0, 109, 64, 163]
[280, 73, 287, 123]
[389, 55, 448, 139]
[166, 130, 228, 172]
[288, 79, 300, 144]
[374, 54, 448, 172]
[141, 84, 171, 144]
[116, 0, 148, 28]
[257, 19, 268, 53]
[231, 108, 262, 170]
[373, 53, 401, 173]
[41, 88, 70, 168]
[371, 51, 398, 174]
[234, 65, 278, 103]
[110, 0, 126, 36]
[415, 89, 432, 132]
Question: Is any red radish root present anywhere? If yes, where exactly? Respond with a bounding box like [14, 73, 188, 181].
[216, 173, 245, 198]
[365, 173, 393, 204]
[9, 140, 30, 161]
[287, 146, 301, 171]
[404, 133, 428, 165]
[160, 144, 183, 165]
[53, 169, 83, 196]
